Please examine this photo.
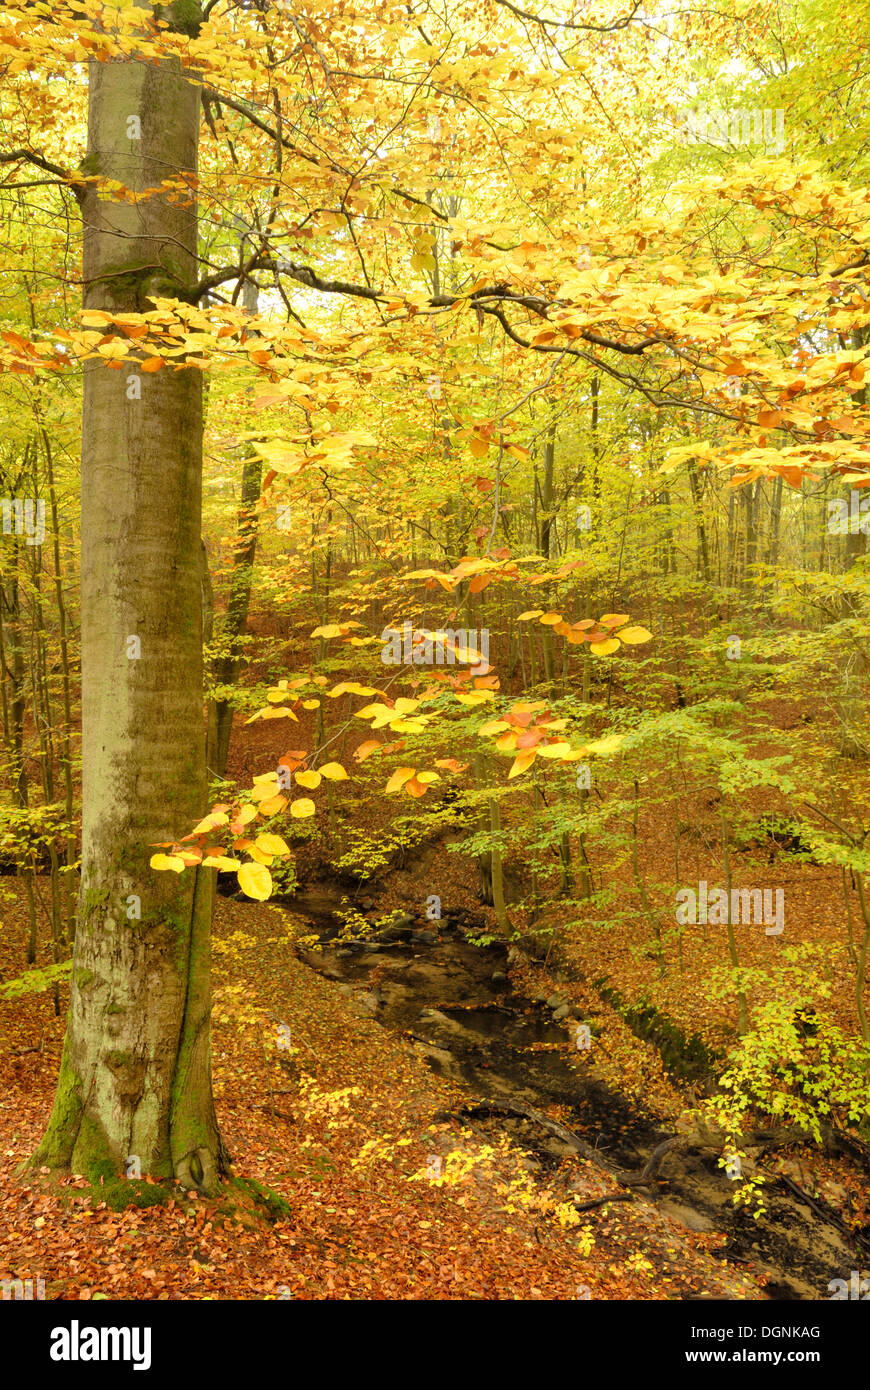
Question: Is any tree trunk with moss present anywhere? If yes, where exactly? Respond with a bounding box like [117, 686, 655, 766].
[34, 1, 229, 1196]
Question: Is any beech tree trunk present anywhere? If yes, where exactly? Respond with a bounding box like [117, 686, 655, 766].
[34, 1, 229, 1193]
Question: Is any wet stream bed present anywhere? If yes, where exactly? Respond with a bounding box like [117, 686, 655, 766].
[279, 885, 866, 1301]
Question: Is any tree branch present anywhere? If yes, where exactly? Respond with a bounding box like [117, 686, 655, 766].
[490, 0, 643, 32]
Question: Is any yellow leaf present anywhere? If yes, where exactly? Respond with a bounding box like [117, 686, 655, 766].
[508, 750, 537, 778]
[301, 699, 320, 710]
[536, 741, 573, 759]
[310, 624, 344, 639]
[589, 638, 620, 656]
[538, 612, 563, 625]
[250, 777, 280, 802]
[616, 625, 652, 644]
[255, 833, 291, 857]
[246, 845, 274, 866]
[202, 856, 241, 871]
[257, 794, 288, 816]
[289, 798, 316, 819]
[150, 853, 186, 873]
[237, 861, 273, 901]
[96, 339, 129, 359]
[294, 769, 322, 790]
[583, 734, 624, 756]
[320, 762, 349, 781]
[416, 771, 441, 784]
[451, 642, 484, 664]
[327, 681, 375, 698]
[190, 812, 228, 835]
[517, 610, 543, 621]
[370, 706, 400, 729]
[234, 804, 258, 826]
[478, 720, 510, 736]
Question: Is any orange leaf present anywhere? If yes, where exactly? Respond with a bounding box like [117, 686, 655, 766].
[515, 728, 543, 749]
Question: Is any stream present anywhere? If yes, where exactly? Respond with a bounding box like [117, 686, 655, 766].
[275, 881, 864, 1301]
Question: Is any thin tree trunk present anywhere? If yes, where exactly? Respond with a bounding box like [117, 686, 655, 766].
[205, 448, 262, 779]
[721, 809, 749, 1036]
[766, 475, 783, 567]
[687, 460, 711, 583]
[41, 428, 77, 943]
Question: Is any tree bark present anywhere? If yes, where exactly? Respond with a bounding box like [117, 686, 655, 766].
[34, 1, 229, 1194]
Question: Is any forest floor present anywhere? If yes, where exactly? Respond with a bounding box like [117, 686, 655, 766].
[0, 875, 763, 1301]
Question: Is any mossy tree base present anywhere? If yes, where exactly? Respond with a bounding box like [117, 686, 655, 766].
[22, 1164, 292, 1226]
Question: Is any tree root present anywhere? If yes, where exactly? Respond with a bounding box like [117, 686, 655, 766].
[772, 1168, 870, 1254]
[433, 1100, 603, 1164]
[573, 1192, 635, 1212]
[175, 1146, 220, 1197]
